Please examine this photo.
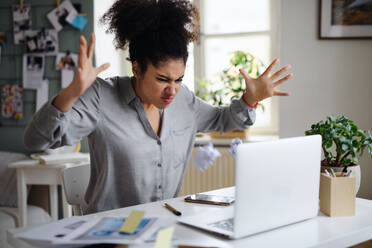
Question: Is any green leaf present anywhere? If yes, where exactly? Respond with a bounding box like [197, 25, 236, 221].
[343, 158, 352, 166]
[326, 140, 333, 148]
[351, 124, 358, 132]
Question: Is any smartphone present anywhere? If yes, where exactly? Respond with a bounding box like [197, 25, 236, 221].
[184, 193, 235, 206]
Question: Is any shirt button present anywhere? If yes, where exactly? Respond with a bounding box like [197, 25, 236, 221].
[158, 185, 162, 189]
[157, 163, 162, 167]
[157, 140, 161, 145]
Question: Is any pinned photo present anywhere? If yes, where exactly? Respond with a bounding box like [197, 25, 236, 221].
[25, 29, 59, 55]
[23, 54, 45, 88]
[56, 51, 78, 88]
[12, 4, 32, 44]
[56, 51, 78, 70]
[47, 0, 78, 32]
[27, 55, 44, 71]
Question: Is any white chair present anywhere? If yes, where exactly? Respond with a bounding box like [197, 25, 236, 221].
[60, 163, 90, 216]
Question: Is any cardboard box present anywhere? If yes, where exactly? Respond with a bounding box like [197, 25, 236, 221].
[319, 173, 356, 217]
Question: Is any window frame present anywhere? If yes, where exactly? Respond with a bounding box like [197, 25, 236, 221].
[193, 0, 280, 135]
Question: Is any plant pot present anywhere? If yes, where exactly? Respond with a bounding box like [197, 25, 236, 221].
[208, 129, 250, 139]
[321, 164, 361, 195]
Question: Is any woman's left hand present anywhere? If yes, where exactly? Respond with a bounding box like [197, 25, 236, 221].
[240, 58, 293, 106]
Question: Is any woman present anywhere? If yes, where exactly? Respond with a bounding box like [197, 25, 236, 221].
[24, 0, 292, 214]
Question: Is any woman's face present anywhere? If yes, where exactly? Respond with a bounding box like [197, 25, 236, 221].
[134, 58, 185, 109]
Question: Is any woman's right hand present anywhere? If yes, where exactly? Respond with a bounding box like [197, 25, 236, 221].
[70, 33, 110, 97]
[53, 33, 110, 112]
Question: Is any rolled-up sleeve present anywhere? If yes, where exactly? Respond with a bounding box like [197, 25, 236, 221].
[24, 80, 102, 152]
[182, 85, 255, 133]
[229, 98, 256, 127]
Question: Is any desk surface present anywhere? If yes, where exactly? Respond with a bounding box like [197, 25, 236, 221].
[8, 159, 89, 169]
[9, 187, 372, 248]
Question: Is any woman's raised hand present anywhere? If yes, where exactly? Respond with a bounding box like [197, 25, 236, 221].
[71, 33, 110, 97]
[52, 33, 110, 112]
[240, 59, 293, 106]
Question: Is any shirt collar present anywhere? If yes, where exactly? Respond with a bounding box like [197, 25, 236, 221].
[119, 76, 137, 105]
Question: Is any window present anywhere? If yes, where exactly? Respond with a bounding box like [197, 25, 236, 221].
[188, 0, 280, 135]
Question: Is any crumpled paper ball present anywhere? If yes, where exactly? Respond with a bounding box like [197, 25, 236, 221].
[229, 138, 243, 157]
[193, 143, 221, 171]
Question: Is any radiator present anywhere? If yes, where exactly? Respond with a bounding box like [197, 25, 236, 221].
[178, 148, 235, 196]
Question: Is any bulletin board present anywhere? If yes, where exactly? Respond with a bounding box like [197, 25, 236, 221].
[0, 0, 93, 153]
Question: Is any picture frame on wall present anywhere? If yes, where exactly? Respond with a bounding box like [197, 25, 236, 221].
[319, 0, 372, 39]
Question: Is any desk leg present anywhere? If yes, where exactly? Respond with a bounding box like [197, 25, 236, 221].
[62, 188, 72, 218]
[49, 185, 58, 221]
[16, 169, 27, 227]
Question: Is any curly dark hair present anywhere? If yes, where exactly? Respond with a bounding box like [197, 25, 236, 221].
[100, 0, 199, 73]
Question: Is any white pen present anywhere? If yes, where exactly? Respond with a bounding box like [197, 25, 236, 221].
[345, 171, 352, 177]
[324, 169, 332, 177]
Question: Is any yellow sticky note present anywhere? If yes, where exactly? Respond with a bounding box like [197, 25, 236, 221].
[118, 210, 145, 234]
[154, 226, 174, 248]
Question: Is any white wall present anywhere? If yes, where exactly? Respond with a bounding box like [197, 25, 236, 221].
[94, 0, 130, 79]
[279, 0, 372, 199]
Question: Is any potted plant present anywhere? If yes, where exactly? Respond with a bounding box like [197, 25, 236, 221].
[305, 115, 372, 193]
[196, 50, 266, 139]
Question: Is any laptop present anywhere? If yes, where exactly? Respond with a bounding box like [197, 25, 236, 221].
[178, 135, 321, 239]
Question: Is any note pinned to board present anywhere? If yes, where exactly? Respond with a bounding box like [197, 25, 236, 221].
[71, 16, 88, 31]
[118, 210, 145, 234]
[154, 226, 174, 248]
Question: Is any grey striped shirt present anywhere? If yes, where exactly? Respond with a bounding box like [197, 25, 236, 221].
[24, 76, 255, 214]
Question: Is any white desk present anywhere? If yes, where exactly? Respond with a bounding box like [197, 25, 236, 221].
[8, 187, 372, 247]
[8, 160, 87, 227]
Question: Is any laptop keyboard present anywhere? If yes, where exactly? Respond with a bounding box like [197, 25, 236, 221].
[208, 218, 234, 232]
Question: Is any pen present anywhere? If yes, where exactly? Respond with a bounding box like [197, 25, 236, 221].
[164, 203, 182, 216]
[329, 168, 337, 177]
[324, 169, 332, 177]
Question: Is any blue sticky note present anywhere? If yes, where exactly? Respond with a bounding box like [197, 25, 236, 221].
[71, 16, 88, 31]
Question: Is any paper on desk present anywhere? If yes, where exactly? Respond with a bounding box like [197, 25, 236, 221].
[119, 210, 145, 234]
[14, 216, 91, 247]
[170, 225, 231, 248]
[54, 216, 175, 246]
[192, 143, 221, 171]
[154, 226, 174, 248]
[39, 152, 90, 165]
